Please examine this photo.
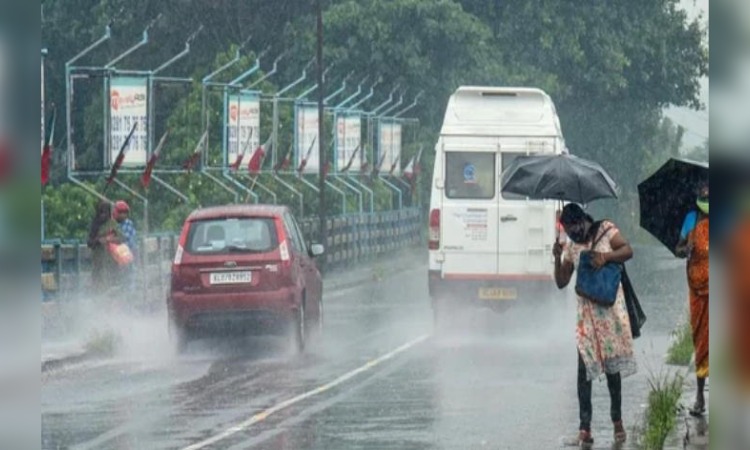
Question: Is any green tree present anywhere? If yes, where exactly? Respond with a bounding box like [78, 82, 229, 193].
[41, 0, 708, 238]
[685, 139, 708, 162]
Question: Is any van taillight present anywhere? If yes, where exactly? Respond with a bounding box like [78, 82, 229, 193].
[429, 209, 440, 250]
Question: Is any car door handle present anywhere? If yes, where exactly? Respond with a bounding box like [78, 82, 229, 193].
[500, 215, 518, 222]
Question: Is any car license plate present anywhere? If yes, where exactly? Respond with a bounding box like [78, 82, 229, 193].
[210, 271, 252, 285]
[478, 287, 517, 300]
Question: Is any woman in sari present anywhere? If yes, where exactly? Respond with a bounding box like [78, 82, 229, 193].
[676, 183, 709, 416]
[553, 203, 636, 447]
[727, 208, 750, 394]
[86, 200, 124, 295]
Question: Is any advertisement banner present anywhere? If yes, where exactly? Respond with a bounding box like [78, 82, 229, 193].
[335, 113, 362, 172]
[226, 91, 260, 161]
[109, 77, 148, 166]
[295, 102, 320, 174]
[378, 120, 402, 175]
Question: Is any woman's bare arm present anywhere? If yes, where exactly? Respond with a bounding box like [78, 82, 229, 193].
[605, 232, 634, 264]
[553, 240, 574, 288]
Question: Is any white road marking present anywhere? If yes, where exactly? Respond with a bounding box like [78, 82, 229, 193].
[181, 334, 430, 450]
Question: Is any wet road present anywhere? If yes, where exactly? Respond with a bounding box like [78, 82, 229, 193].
[42, 247, 686, 449]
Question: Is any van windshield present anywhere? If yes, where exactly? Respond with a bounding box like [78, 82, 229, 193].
[186, 217, 278, 254]
[445, 152, 495, 199]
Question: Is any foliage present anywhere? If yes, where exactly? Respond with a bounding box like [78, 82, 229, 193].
[666, 319, 694, 366]
[639, 369, 685, 449]
[84, 328, 122, 357]
[43, 182, 98, 240]
[41, 0, 708, 238]
[685, 139, 709, 162]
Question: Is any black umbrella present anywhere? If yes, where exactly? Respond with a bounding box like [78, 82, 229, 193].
[638, 157, 708, 256]
[501, 154, 618, 204]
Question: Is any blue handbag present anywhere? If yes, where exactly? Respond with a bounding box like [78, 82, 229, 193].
[574, 225, 622, 306]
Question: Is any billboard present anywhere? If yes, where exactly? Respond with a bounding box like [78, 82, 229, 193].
[378, 120, 402, 175]
[295, 102, 320, 174]
[335, 113, 362, 172]
[225, 91, 260, 162]
[109, 77, 148, 166]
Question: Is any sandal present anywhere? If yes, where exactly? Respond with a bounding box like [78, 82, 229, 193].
[689, 400, 706, 417]
[613, 420, 627, 443]
[561, 430, 594, 448]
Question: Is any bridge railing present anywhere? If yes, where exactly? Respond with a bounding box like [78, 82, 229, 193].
[41, 208, 423, 302]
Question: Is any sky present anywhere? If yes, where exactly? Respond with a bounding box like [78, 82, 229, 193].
[663, 0, 709, 151]
[709, 0, 750, 153]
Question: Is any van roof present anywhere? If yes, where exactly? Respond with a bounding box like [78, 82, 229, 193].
[187, 204, 289, 221]
[440, 86, 562, 138]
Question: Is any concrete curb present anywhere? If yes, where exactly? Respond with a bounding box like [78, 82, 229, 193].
[323, 264, 407, 292]
[674, 379, 709, 449]
[42, 350, 98, 374]
[323, 250, 424, 292]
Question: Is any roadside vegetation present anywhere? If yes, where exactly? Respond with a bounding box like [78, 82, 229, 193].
[666, 319, 694, 366]
[636, 369, 686, 449]
[84, 329, 122, 357]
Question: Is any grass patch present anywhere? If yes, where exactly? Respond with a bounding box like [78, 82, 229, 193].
[84, 329, 122, 357]
[666, 320, 694, 366]
[638, 369, 685, 449]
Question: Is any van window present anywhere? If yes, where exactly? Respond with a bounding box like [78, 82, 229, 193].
[501, 152, 528, 200]
[445, 152, 495, 199]
[186, 218, 277, 254]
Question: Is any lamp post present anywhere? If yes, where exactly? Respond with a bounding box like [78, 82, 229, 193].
[316, 0, 327, 259]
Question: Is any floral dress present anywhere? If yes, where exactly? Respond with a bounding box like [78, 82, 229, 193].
[564, 221, 637, 381]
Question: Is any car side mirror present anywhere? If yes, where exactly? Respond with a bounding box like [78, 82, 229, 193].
[309, 243, 325, 258]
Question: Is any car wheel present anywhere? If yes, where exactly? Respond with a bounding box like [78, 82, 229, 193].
[290, 306, 305, 354]
[316, 299, 324, 336]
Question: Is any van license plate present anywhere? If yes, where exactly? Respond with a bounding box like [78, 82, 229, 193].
[479, 287, 517, 300]
[210, 271, 252, 285]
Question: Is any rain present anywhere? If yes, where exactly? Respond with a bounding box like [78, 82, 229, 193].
[33, 1, 719, 449]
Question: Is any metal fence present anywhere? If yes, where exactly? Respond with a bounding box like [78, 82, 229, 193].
[41, 208, 423, 302]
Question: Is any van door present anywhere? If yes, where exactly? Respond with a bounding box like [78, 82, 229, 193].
[440, 150, 499, 275]
[497, 151, 554, 276]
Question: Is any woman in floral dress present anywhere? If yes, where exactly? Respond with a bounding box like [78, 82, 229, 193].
[553, 203, 636, 447]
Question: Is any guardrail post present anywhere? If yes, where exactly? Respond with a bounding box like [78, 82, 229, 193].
[75, 242, 83, 292]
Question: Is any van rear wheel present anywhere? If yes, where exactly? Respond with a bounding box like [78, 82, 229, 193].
[432, 298, 448, 334]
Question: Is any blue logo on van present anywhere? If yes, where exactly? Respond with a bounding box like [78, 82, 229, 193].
[463, 163, 477, 184]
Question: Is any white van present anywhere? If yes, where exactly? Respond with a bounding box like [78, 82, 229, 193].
[428, 86, 565, 316]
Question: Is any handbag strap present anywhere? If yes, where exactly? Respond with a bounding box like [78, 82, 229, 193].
[589, 221, 613, 250]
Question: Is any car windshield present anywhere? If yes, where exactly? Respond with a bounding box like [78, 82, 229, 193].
[186, 217, 277, 254]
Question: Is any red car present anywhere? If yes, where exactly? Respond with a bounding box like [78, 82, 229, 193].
[168, 204, 324, 353]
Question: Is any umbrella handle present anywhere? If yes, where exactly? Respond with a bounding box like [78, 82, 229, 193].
[555, 199, 563, 244]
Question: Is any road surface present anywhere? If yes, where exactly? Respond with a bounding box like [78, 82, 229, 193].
[42, 247, 687, 449]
